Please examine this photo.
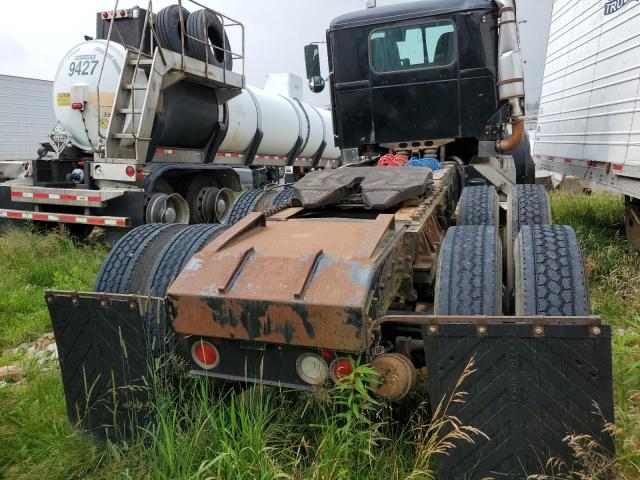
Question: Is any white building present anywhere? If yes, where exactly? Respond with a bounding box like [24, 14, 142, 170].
[0, 75, 56, 160]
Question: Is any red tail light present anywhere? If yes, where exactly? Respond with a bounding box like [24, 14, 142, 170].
[125, 166, 135, 177]
[191, 340, 219, 369]
[330, 358, 353, 382]
[71, 102, 84, 111]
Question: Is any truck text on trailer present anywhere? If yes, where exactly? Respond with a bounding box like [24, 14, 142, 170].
[534, 0, 640, 250]
[46, 1, 615, 478]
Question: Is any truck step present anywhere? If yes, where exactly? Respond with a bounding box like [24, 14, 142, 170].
[128, 58, 153, 66]
[112, 133, 136, 139]
[117, 108, 143, 115]
[123, 84, 147, 90]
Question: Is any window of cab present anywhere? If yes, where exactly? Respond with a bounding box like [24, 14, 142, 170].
[369, 20, 455, 73]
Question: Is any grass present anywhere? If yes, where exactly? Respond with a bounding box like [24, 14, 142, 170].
[0, 192, 639, 479]
[0, 226, 107, 349]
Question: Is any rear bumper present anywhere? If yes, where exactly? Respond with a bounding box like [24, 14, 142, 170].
[0, 209, 130, 227]
[0, 183, 145, 229]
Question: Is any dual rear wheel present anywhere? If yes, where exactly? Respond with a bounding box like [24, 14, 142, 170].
[435, 185, 590, 317]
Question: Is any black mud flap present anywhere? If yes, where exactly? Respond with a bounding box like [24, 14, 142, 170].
[46, 291, 161, 440]
[423, 321, 615, 479]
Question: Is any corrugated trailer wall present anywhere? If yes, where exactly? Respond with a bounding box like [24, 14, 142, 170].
[534, 0, 640, 198]
[0, 75, 56, 161]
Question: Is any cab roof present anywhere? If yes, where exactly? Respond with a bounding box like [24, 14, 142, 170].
[330, 0, 495, 29]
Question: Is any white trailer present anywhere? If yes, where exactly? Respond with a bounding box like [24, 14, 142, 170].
[0, 2, 341, 237]
[534, 0, 640, 248]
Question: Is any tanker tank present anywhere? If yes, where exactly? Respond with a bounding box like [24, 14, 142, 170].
[52, 39, 340, 162]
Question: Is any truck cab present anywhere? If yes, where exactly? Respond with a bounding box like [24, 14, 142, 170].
[306, 0, 533, 184]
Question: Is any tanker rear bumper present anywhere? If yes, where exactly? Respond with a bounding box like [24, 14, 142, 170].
[47, 290, 616, 477]
[0, 183, 145, 231]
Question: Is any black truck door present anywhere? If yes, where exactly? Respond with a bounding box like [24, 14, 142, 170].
[368, 19, 460, 144]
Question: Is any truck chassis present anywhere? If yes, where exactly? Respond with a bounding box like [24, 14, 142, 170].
[47, 164, 615, 479]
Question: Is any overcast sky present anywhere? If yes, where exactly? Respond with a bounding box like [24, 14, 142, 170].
[0, 0, 553, 106]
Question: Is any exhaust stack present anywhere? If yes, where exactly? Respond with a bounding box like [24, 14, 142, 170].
[495, 0, 525, 152]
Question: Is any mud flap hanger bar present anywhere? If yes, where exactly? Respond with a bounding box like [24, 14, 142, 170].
[371, 315, 604, 336]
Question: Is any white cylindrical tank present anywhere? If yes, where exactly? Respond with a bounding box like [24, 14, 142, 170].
[220, 87, 340, 159]
[53, 40, 146, 151]
[52, 40, 340, 160]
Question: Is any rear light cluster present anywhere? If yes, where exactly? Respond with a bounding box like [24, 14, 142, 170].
[191, 340, 219, 369]
[100, 8, 138, 20]
[295, 352, 353, 385]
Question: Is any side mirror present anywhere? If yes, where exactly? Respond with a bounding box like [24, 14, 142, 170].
[308, 76, 325, 93]
[304, 43, 322, 77]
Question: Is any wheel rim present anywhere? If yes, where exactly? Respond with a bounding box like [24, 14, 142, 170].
[147, 193, 190, 224]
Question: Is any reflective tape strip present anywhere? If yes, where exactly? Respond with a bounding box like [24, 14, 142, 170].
[535, 154, 625, 172]
[0, 209, 130, 227]
[11, 191, 104, 203]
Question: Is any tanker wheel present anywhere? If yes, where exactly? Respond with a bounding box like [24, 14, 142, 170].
[456, 185, 499, 229]
[434, 225, 503, 316]
[143, 224, 227, 356]
[506, 185, 552, 309]
[514, 225, 590, 316]
[224, 189, 272, 226]
[94, 223, 185, 294]
[182, 176, 236, 224]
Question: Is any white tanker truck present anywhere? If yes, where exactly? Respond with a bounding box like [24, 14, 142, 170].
[0, 3, 341, 237]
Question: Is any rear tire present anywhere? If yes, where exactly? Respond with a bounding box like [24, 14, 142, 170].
[514, 225, 590, 316]
[506, 184, 552, 306]
[94, 224, 185, 294]
[143, 224, 227, 355]
[270, 186, 296, 208]
[457, 186, 499, 228]
[434, 225, 503, 316]
[224, 189, 270, 226]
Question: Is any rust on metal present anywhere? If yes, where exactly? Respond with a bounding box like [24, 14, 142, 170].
[292, 249, 323, 298]
[217, 246, 255, 293]
[626, 202, 640, 251]
[168, 213, 399, 352]
[414, 214, 445, 272]
[353, 214, 395, 259]
[372, 352, 417, 402]
[268, 207, 304, 220]
[166, 165, 461, 353]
